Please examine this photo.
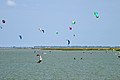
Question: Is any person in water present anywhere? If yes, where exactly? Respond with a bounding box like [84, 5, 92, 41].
[74, 57, 76, 60]
[37, 54, 42, 63]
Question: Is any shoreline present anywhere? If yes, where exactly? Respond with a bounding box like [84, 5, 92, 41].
[0, 47, 120, 51]
[40, 47, 120, 51]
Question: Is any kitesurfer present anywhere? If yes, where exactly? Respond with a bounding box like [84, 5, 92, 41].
[37, 55, 42, 63]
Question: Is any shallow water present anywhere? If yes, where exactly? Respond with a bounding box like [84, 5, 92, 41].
[0, 49, 120, 80]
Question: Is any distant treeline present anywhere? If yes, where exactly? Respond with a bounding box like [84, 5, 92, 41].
[40, 47, 120, 51]
[0, 46, 120, 51]
[34, 46, 120, 51]
[34, 46, 120, 48]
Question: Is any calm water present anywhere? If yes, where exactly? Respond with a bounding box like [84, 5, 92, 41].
[0, 49, 120, 80]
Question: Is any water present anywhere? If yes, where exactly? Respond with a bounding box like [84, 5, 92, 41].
[0, 49, 120, 80]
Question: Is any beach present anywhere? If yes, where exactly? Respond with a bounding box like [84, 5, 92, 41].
[0, 49, 120, 80]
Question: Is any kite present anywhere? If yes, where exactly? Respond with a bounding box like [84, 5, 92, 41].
[72, 20, 76, 24]
[94, 12, 99, 18]
[69, 27, 72, 30]
[67, 39, 70, 45]
[38, 28, 45, 33]
[73, 34, 75, 37]
[19, 35, 22, 39]
[41, 30, 45, 33]
[56, 31, 59, 35]
[0, 19, 6, 29]
[2, 20, 5, 23]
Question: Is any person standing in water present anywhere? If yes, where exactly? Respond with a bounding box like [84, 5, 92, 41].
[37, 54, 42, 63]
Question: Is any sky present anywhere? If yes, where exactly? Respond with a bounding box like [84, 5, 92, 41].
[0, 0, 120, 47]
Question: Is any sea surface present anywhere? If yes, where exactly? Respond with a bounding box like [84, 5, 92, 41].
[0, 49, 120, 80]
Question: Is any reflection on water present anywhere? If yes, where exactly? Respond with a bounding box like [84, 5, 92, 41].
[0, 49, 120, 80]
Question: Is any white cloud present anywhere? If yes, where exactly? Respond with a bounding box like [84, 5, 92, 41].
[6, 0, 16, 7]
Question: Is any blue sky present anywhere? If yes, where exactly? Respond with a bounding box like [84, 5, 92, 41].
[0, 0, 120, 47]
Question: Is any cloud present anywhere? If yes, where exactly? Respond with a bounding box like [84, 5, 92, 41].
[6, 0, 16, 7]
